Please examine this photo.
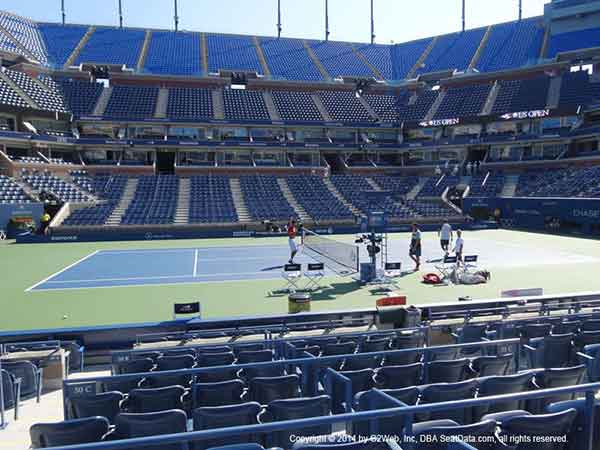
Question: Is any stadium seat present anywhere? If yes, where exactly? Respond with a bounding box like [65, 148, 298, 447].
[412, 420, 499, 450]
[426, 359, 470, 383]
[321, 342, 357, 371]
[192, 402, 262, 450]
[527, 366, 586, 414]
[344, 339, 390, 370]
[157, 355, 197, 371]
[1, 360, 42, 402]
[67, 391, 124, 424]
[553, 321, 582, 335]
[100, 377, 144, 395]
[193, 380, 245, 407]
[262, 395, 332, 448]
[61, 341, 85, 373]
[374, 363, 423, 389]
[30, 417, 110, 448]
[125, 385, 186, 414]
[575, 332, 600, 350]
[519, 323, 553, 341]
[583, 320, 600, 332]
[248, 375, 301, 404]
[113, 358, 154, 375]
[196, 367, 240, 383]
[417, 380, 478, 424]
[498, 409, 578, 450]
[326, 369, 374, 413]
[1, 368, 21, 419]
[112, 409, 188, 450]
[197, 352, 236, 367]
[547, 399, 600, 450]
[469, 354, 513, 378]
[525, 334, 576, 369]
[237, 350, 274, 364]
[473, 371, 536, 421]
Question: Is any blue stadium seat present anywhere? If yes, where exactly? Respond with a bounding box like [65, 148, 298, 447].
[192, 380, 245, 407]
[527, 366, 586, 414]
[413, 420, 499, 450]
[125, 385, 186, 414]
[67, 391, 124, 424]
[374, 363, 423, 389]
[112, 409, 188, 450]
[525, 334, 576, 369]
[417, 380, 478, 424]
[262, 395, 332, 448]
[192, 402, 262, 450]
[248, 375, 301, 404]
[426, 359, 471, 384]
[30, 417, 110, 448]
[470, 354, 513, 378]
[498, 409, 578, 450]
[473, 372, 536, 421]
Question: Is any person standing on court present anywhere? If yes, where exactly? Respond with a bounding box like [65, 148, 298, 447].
[454, 229, 465, 264]
[287, 217, 298, 264]
[439, 220, 453, 257]
[409, 223, 422, 271]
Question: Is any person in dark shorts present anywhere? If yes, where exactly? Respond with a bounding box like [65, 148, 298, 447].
[438, 220, 453, 257]
[409, 223, 422, 271]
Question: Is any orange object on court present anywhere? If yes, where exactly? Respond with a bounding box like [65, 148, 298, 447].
[376, 296, 407, 307]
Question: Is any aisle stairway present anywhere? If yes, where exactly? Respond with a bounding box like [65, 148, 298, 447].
[105, 178, 137, 225]
[229, 178, 252, 222]
[501, 174, 520, 197]
[407, 177, 429, 199]
[174, 177, 190, 224]
[277, 178, 311, 222]
[323, 178, 360, 215]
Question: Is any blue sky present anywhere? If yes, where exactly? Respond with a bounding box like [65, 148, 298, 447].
[5, 0, 550, 43]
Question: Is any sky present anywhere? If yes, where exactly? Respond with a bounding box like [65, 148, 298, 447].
[4, 0, 551, 44]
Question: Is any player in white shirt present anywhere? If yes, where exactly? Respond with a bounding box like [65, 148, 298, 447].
[454, 229, 464, 263]
[438, 220, 453, 257]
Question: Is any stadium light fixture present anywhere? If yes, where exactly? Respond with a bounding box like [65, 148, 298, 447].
[118, 0, 123, 28]
[325, 0, 330, 41]
[61, 0, 66, 25]
[371, 0, 375, 44]
[277, 0, 282, 38]
[174, 0, 179, 31]
[462, 0, 466, 32]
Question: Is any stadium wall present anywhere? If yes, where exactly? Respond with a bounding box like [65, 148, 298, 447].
[464, 196, 600, 235]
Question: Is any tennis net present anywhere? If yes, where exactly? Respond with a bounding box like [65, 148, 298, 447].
[302, 229, 359, 276]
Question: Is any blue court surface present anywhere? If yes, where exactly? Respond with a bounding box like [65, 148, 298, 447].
[27, 245, 332, 291]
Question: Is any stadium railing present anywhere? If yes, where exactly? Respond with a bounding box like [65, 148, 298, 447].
[44, 382, 600, 450]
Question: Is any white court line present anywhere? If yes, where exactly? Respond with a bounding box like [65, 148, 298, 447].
[97, 244, 286, 255]
[43, 271, 266, 285]
[193, 249, 199, 277]
[25, 250, 100, 292]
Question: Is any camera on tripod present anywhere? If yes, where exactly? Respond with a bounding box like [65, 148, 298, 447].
[355, 233, 383, 257]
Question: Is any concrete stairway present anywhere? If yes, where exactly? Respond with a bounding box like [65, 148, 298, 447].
[200, 33, 209, 74]
[154, 88, 169, 119]
[229, 178, 252, 223]
[501, 174, 520, 197]
[407, 177, 429, 200]
[303, 40, 330, 80]
[469, 26, 492, 70]
[352, 45, 384, 80]
[312, 94, 332, 122]
[64, 26, 95, 68]
[263, 91, 281, 121]
[481, 81, 500, 116]
[212, 89, 225, 120]
[253, 36, 271, 77]
[424, 89, 447, 122]
[323, 178, 361, 215]
[92, 87, 113, 117]
[277, 178, 311, 222]
[365, 177, 381, 191]
[105, 178, 137, 225]
[407, 37, 438, 79]
[357, 96, 379, 121]
[137, 31, 152, 71]
[174, 177, 190, 224]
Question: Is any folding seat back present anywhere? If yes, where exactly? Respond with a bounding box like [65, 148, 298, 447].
[583, 320, 600, 332]
[520, 323, 552, 340]
[61, 341, 85, 372]
[470, 354, 513, 378]
[474, 371, 536, 421]
[1, 369, 17, 409]
[67, 391, 123, 424]
[126, 385, 186, 413]
[353, 387, 419, 438]
[157, 355, 196, 371]
[248, 374, 301, 404]
[233, 343, 266, 356]
[428, 346, 461, 362]
[375, 363, 423, 389]
[344, 339, 388, 370]
[237, 349, 274, 364]
[2, 360, 40, 398]
[527, 334, 575, 369]
[262, 395, 332, 448]
[553, 321, 581, 335]
[426, 359, 470, 384]
[547, 399, 600, 450]
[528, 365, 586, 414]
[197, 346, 232, 354]
[114, 358, 154, 375]
[133, 351, 162, 362]
[197, 351, 235, 367]
[391, 333, 425, 350]
[576, 331, 600, 350]
[145, 371, 193, 389]
[456, 324, 488, 343]
[113, 409, 188, 450]
[193, 379, 245, 407]
[162, 348, 197, 358]
[413, 420, 498, 450]
[328, 369, 374, 413]
[196, 367, 239, 383]
[192, 402, 261, 450]
[383, 349, 422, 366]
[419, 380, 478, 424]
[501, 409, 578, 450]
[100, 377, 144, 395]
[30, 417, 110, 449]
[243, 364, 285, 380]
